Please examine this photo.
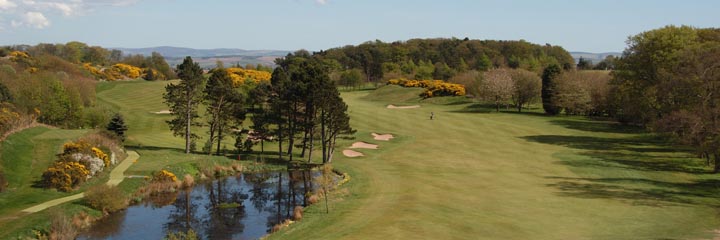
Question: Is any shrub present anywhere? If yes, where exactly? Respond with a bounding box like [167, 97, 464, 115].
[153, 170, 178, 182]
[226, 68, 271, 86]
[386, 78, 466, 98]
[293, 206, 303, 221]
[91, 147, 110, 167]
[85, 184, 128, 213]
[61, 139, 92, 156]
[41, 161, 89, 192]
[111, 63, 143, 79]
[307, 194, 319, 205]
[48, 210, 77, 240]
[180, 174, 194, 189]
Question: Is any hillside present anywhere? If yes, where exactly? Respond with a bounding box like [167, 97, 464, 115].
[114, 46, 291, 68]
[570, 51, 621, 63]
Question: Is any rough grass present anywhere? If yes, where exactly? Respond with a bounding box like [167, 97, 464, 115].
[269, 87, 720, 239]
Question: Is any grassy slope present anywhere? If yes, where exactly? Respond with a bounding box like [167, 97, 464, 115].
[0, 127, 102, 239]
[0, 127, 88, 216]
[270, 85, 720, 239]
[95, 80, 284, 177]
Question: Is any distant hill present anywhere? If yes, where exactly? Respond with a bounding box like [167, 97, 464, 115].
[570, 52, 622, 64]
[112, 46, 291, 68]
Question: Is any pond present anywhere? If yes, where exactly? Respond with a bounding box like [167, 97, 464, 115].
[79, 170, 322, 240]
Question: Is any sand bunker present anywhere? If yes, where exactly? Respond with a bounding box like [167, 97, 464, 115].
[350, 141, 378, 149]
[387, 104, 420, 109]
[372, 133, 394, 141]
[343, 149, 364, 157]
[153, 110, 172, 114]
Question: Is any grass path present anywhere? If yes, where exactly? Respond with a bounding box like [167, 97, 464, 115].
[271, 87, 720, 239]
[20, 151, 139, 213]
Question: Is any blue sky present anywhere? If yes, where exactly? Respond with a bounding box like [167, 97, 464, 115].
[0, 0, 718, 52]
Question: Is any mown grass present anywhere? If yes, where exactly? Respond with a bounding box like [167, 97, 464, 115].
[0, 126, 105, 239]
[0, 127, 88, 216]
[269, 85, 720, 239]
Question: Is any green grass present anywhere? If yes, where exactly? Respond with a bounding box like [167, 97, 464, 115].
[5, 80, 720, 239]
[96, 80, 287, 176]
[269, 85, 720, 239]
[0, 127, 88, 216]
[0, 127, 100, 239]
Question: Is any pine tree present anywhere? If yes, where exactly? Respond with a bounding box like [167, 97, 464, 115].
[164, 56, 205, 154]
[541, 64, 562, 115]
[106, 113, 128, 142]
[204, 67, 244, 155]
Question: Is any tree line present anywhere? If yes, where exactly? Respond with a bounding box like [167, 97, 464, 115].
[164, 53, 354, 164]
[539, 25, 720, 172]
[314, 38, 575, 86]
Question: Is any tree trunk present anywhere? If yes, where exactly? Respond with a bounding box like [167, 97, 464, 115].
[714, 153, 720, 173]
[185, 99, 191, 154]
[517, 103, 522, 112]
[321, 110, 327, 164]
[300, 130, 308, 158]
[216, 122, 223, 155]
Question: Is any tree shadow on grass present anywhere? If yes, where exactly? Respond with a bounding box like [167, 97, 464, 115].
[549, 119, 646, 134]
[448, 103, 493, 113]
[545, 177, 720, 207]
[523, 135, 706, 174]
[522, 131, 720, 207]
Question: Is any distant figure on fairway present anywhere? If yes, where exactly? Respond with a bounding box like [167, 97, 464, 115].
[430, 112, 434, 120]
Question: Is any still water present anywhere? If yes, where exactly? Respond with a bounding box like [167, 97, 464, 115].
[79, 170, 318, 240]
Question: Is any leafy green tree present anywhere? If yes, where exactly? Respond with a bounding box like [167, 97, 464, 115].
[510, 69, 541, 112]
[164, 56, 205, 154]
[576, 57, 593, 70]
[654, 42, 720, 172]
[106, 113, 129, 142]
[611, 25, 700, 124]
[433, 62, 456, 80]
[541, 64, 562, 115]
[339, 69, 363, 89]
[476, 54, 492, 71]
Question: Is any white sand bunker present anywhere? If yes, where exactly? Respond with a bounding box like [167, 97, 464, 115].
[350, 141, 378, 149]
[387, 104, 420, 109]
[372, 133, 394, 141]
[153, 110, 172, 114]
[343, 149, 364, 157]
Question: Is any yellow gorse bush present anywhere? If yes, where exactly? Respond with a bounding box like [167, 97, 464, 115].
[9, 51, 30, 60]
[111, 63, 143, 79]
[227, 68, 271, 86]
[42, 161, 90, 192]
[387, 78, 466, 98]
[92, 147, 110, 167]
[62, 140, 92, 155]
[153, 170, 178, 182]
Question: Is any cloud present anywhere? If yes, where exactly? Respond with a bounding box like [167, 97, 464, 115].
[12, 11, 49, 28]
[315, 0, 327, 5]
[0, 0, 17, 10]
[2, 0, 141, 30]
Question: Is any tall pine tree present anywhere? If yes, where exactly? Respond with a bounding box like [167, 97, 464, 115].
[164, 56, 205, 153]
[541, 64, 562, 115]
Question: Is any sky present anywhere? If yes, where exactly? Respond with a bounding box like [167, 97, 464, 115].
[0, 0, 718, 53]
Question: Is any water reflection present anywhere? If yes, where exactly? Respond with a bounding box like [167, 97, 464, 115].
[79, 170, 319, 240]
